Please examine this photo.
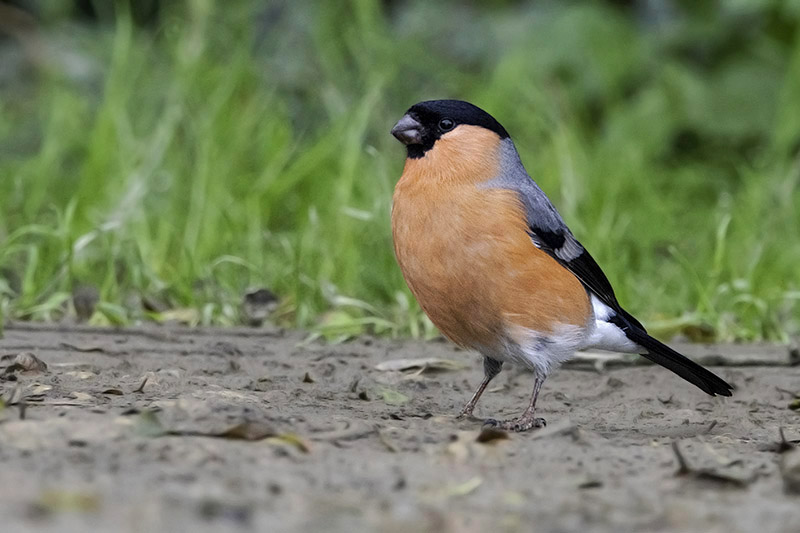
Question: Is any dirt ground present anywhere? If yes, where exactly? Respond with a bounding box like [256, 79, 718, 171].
[0, 322, 798, 533]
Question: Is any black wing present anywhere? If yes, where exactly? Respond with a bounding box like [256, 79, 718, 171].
[526, 225, 645, 332]
[500, 174, 642, 330]
[492, 152, 732, 396]
[527, 223, 732, 396]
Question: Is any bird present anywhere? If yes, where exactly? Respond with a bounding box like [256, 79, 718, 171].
[389, 99, 732, 432]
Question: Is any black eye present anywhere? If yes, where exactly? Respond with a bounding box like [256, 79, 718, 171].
[438, 118, 455, 132]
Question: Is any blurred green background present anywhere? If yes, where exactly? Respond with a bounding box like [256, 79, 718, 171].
[0, 0, 798, 341]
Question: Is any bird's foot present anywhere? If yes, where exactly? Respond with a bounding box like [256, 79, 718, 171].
[483, 415, 546, 433]
[456, 405, 476, 420]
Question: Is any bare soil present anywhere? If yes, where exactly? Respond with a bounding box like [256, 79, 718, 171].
[1, 322, 799, 533]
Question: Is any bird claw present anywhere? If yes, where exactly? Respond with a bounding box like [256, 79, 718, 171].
[457, 402, 479, 419]
[456, 409, 478, 421]
[482, 416, 546, 433]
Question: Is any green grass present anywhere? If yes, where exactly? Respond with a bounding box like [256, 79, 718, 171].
[0, 1, 798, 341]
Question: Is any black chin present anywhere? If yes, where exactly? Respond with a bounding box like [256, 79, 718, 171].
[406, 144, 426, 159]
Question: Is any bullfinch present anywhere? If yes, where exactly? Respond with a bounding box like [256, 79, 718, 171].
[390, 99, 732, 432]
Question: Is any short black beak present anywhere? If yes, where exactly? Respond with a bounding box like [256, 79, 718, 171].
[390, 114, 423, 145]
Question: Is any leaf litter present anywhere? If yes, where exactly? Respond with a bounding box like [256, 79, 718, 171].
[2, 352, 48, 375]
[672, 441, 758, 488]
[375, 357, 468, 373]
[1, 325, 799, 531]
[377, 387, 410, 406]
[131, 410, 310, 452]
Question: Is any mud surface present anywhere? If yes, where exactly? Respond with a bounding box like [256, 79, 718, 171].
[1, 322, 799, 533]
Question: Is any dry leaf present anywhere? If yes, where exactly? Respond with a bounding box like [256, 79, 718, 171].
[215, 421, 276, 441]
[375, 358, 467, 373]
[36, 490, 100, 512]
[378, 388, 410, 406]
[445, 477, 483, 497]
[69, 392, 94, 402]
[60, 342, 104, 353]
[577, 479, 604, 489]
[672, 441, 757, 487]
[65, 371, 97, 380]
[28, 384, 53, 395]
[265, 433, 311, 453]
[3, 352, 48, 374]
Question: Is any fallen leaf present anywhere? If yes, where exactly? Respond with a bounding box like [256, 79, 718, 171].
[577, 479, 604, 489]
[60, 342, 104, 353]
[65, 371, 97, 380]
[3, 352, 48, 374]
[69, 392, 94, 402]
[36, 490, 100, 513]
[378, 388, 410, 406]
[672, 441, 756, 488]
[375, 358, 468, 373]
[265, 433, 311, 453]
[28, 384, 52, 396]
[445, 477, 483, 497]
[215, 421, 277, 441]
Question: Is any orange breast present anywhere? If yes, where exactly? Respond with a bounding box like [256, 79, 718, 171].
[391, 134, 591, 351]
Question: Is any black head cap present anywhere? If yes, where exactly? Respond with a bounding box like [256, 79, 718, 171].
[391, 100, 509, 159]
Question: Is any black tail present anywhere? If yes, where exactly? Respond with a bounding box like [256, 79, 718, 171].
[625, 328, 733, 397]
